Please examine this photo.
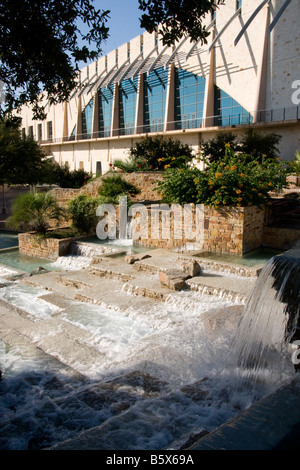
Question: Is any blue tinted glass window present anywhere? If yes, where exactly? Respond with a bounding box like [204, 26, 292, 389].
[69, 125, 76, 141]
[175, 68, 206, 129]
[119, 77, 138, 135]
[98, 86, 114, 137]
[82, 98, 94, 139]
[143, 67, 168, 132]
[214, 86, 252, 126]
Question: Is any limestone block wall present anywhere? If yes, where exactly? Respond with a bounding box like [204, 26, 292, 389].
[132, 205, 266, 255]
[49, 172, 164, 206]
[18, 232, 76, 260]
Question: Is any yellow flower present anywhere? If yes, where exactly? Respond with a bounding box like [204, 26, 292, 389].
[208, 180, 214, 186]
[238, 197, 243, 202]
[240, 173, 245, 178]
[225, 166, 230, 170]
[268, 182, 273, 186]
[252, 188, 257, 192]
[230, 165, 237, 171]
[236, 189, 242, 194]
[215, 172, 223, 178]
[225, 143, 231, 148]
[194, 179, 199, 184]
[237, 203, 242, 207]
[164, 164, 171, 169]
[172, 157, 176, 161]
[209, 186, 213, 190]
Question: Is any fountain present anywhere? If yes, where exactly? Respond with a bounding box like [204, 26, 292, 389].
[228, 248, 300, 389]
[0, 241, 299, 450]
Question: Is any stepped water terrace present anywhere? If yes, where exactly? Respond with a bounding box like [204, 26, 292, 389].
[0, 234, 299, 450]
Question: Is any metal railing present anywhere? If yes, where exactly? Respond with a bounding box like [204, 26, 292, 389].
[38, 104, 300, 145]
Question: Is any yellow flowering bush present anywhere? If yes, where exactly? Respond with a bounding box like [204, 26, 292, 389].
[156, 145, 292, 207]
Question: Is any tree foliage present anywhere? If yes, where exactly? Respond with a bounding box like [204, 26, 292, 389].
[0, 118, 49, 186]
[138, 0, 225, 46]
[0, 0, 110, 119]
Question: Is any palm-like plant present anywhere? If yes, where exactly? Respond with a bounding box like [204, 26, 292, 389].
[7, 192, 66, 234]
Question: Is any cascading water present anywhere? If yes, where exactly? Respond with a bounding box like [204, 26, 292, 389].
[227, 249, 300, 389]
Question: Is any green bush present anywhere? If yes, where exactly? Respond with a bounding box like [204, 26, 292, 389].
[126, 135, 194, 171]
[201, 129, 281, 164]
[7, 191, 66, 234]
[156, 144, 292, 208]
[68, 194, 101, 234]
[291, 150, 300, 175]
[98, 175, 140, 204]
[50, 162, 91, 188]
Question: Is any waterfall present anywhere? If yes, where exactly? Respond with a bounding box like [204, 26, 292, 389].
[228, 249, 300, 387]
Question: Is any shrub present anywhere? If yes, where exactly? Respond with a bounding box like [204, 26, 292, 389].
[201, 129, 281, 164]
[98, 174, 140, 204]
[127, 135, 194, 171]
[51, 162, 91, 188]
[156, 144, 292, 208]
[68, 194, 101, 234]
[291, 150, 300, 175]
[7, 192, 66, 234]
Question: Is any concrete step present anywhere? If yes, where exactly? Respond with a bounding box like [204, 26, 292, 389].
[0, 299, 105, 377]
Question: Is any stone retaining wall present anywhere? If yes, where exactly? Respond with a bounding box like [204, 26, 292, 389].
[49, 172, 164, 207]
[132, 205, 266, 255]
[262, 226, 300, 250]
[18, 232, 78, 260]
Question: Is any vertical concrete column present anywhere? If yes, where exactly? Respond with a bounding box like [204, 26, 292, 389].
[135, 73, 144, 134]
[203, 28, 216, 128]
[253, 3, 270, 123]
[164, 63, 175, 131]
[111, 82, 119, 137]
[62, 101, 68, 141]
[75, 95, 82, 140]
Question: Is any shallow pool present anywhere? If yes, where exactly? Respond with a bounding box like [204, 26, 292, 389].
[0, 232, 19, 250]
[195, 248, 283, 267]
[0, 249, 56, 273]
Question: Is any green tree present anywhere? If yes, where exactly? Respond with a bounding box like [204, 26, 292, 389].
[0, 118, 49, 186]
[7, 191, 66, 234]
[0, 0, 110, 119]
[138, 0, 225, 46]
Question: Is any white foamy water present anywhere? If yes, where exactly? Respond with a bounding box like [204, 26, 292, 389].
[0, 250, 299, 450]
[0, 283, 62, 318]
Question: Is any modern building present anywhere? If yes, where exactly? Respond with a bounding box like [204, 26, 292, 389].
[17, 0, 300, 174]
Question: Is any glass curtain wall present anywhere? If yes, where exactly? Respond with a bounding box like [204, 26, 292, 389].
[82, 98, 94, 139]
[143, 66, 168, 133]
[119, 77, 138, 135]
[175, 68, 206, 129]
[98, 86, 114, 137]
[214, 86, 252, 126]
